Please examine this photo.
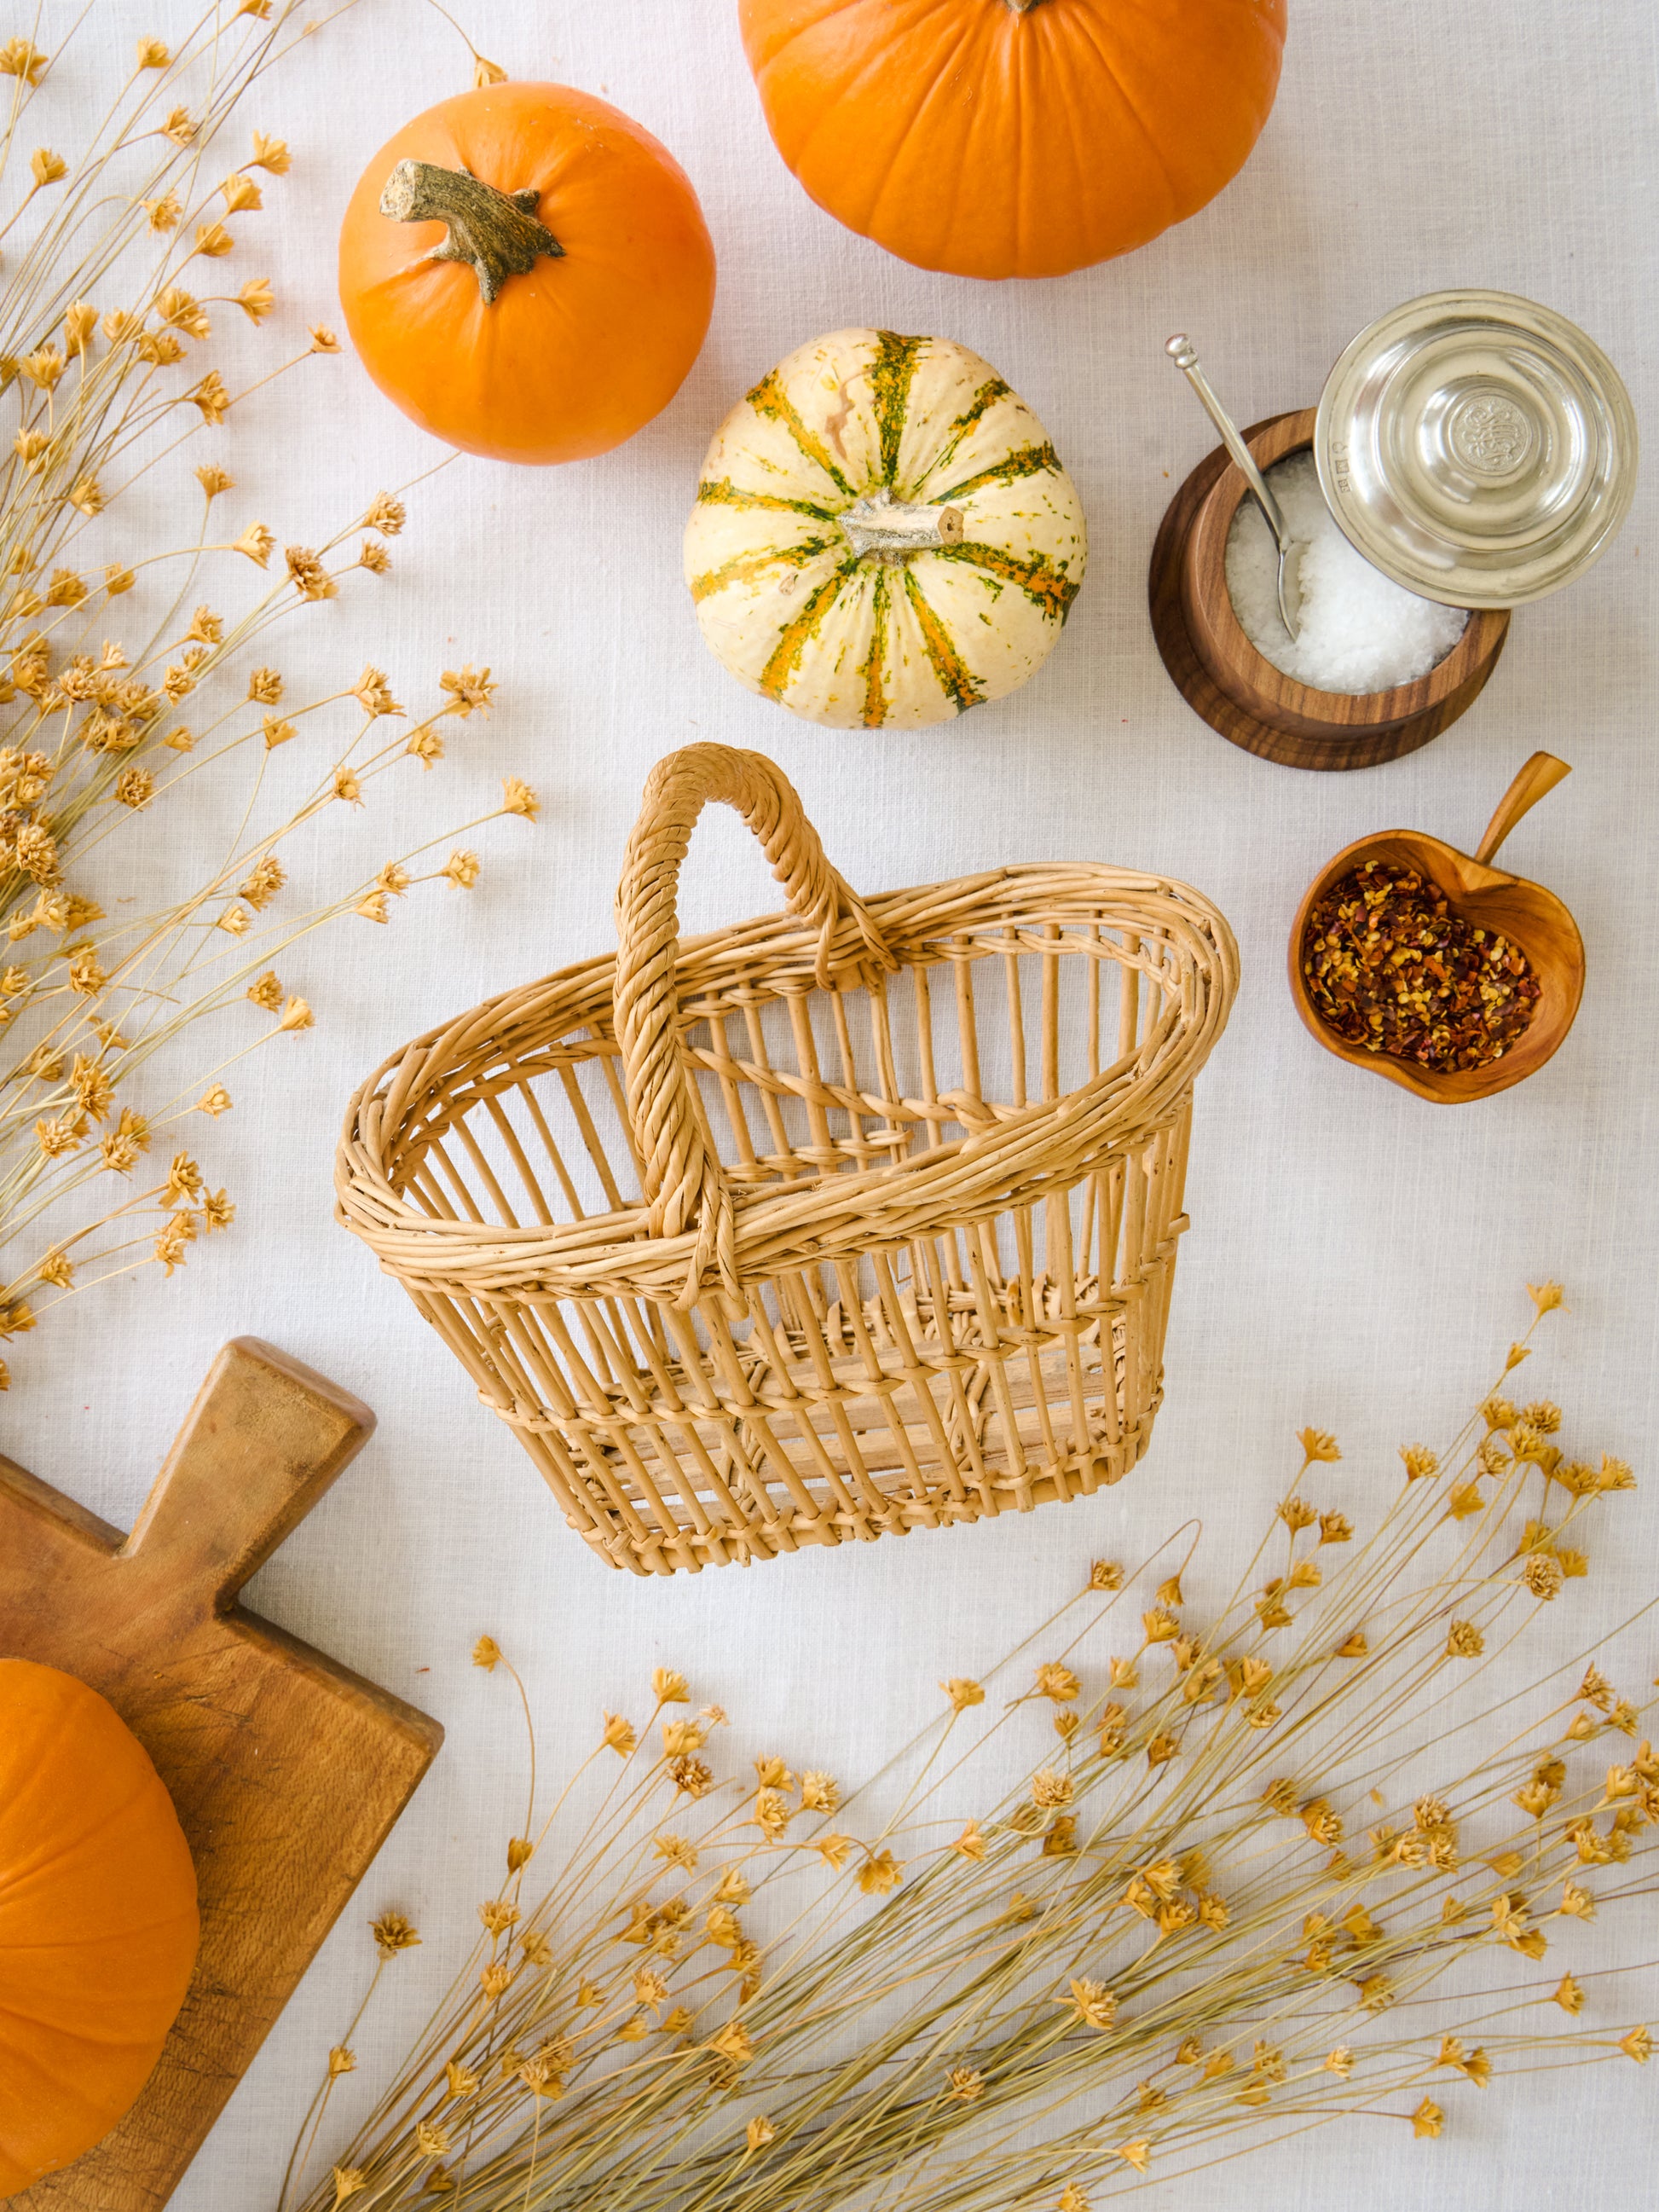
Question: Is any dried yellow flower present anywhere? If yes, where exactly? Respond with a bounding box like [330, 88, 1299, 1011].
[284, 546, 336, 599]
[1620, 2026, 1652, 2063]
[858, 1850, 903, 1896]
[230, 276, 275, 325]
[603, 1712, 637, 1756]
[1298, 1427, 1341, 1462]
[158, 287, 210, 338]
[950, 1818, 986, 1862]
[371, 1910, 421, 1956]
[1254, 1586, 1292, 1631]
[196, 1085, 233, 1117]
[1520, 1554, 1564, 1601]
[30, 148, 66, 188]
[1064, 1977, 1116, 2030]
[706, 2019, 753, 2066]
[355, 665, 402, 717]
[251, 131, 290, 174]
[442, 664, 495, 714]
[0, 38, 48, 84]
[1445, 1620, 1485, 1659]
[189, 370, 229, 424]
[1411, 2098, 1443, 2139]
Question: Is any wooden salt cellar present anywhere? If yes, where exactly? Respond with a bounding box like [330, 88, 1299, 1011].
[1288, 751, 1585, 1103]
[1149, 408, 1512, 772]
[0, 1338, 442, 2212]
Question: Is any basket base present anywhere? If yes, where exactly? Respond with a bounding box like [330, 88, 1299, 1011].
[493, 1303, 1166, 1575]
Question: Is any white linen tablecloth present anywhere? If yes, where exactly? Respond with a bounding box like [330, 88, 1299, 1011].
[11, 3, 1658, 2203]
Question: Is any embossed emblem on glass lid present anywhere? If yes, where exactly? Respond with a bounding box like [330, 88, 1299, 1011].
[1314, 291, 1638, 609]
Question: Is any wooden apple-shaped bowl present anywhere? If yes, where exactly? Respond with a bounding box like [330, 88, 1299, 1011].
[1289, 752, 1586, 1103]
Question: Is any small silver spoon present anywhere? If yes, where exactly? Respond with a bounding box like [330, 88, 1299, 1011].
[1166, 333, 1300, 639]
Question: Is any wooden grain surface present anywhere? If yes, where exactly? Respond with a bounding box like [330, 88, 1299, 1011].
[0, 1338, 442, 2212]
[1147, 409, 1511, 772]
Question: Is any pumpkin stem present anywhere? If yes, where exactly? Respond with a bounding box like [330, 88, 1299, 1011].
[1004, 0, 1046, 12]
[379, 159, 563, 304]
[839, 489, 965, 560]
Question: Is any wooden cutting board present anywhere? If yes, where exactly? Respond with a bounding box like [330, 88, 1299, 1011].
[0, 1337, 442, 2212]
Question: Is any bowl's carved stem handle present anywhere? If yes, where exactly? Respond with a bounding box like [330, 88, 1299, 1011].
[1475, 751, 1571, 866]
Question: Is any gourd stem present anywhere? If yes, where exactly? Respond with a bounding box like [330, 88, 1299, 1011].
[1005, 0, 1046, 12]
[839, 491, 965, 559]
[379, 158, 562, 304]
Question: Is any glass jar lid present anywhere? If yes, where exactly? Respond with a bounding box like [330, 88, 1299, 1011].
[1314, 289, 1638, 609]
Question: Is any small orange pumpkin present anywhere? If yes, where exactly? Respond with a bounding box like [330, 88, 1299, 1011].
[338, 82, 717, 463]
[739, 0, 1287, 281]
[0, 1659, 199, 2194]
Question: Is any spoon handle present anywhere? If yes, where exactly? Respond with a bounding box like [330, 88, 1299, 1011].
[1165, 333, 1291, 553]
[1474, 750, 1571, 866]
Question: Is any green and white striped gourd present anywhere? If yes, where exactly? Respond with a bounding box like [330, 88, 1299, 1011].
[684, 329, 1086, 729]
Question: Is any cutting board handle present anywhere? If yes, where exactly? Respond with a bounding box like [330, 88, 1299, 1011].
[124, 1339, 374, 1607]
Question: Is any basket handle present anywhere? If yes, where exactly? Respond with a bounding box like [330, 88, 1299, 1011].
[613, 744, 895, 1308]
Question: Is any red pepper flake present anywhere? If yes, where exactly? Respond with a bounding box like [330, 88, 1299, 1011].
[1302, 860, 1540, 1073]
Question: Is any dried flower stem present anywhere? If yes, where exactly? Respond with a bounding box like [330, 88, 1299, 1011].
[0, 9, 537, 1383]
[287, 1292, 1655, 2212]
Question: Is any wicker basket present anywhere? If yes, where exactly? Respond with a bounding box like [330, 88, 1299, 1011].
[336, 745, 1238, 1574]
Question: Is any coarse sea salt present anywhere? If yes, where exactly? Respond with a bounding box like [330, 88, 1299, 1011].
[1224, 452, 1469, 695]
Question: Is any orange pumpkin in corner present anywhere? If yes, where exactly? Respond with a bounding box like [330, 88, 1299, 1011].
[0, 1659, 199, 2195]
[338, 82, 717, 464]
[739, 0, 1288, 281]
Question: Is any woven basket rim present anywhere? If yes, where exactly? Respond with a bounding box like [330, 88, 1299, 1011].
[336, 861, 1236, 1300]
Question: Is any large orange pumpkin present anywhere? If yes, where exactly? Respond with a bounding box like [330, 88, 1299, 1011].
[739, 0, 1288, 280]
[338, 83, 717, 463]
[0, 1660, 199, 2195]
